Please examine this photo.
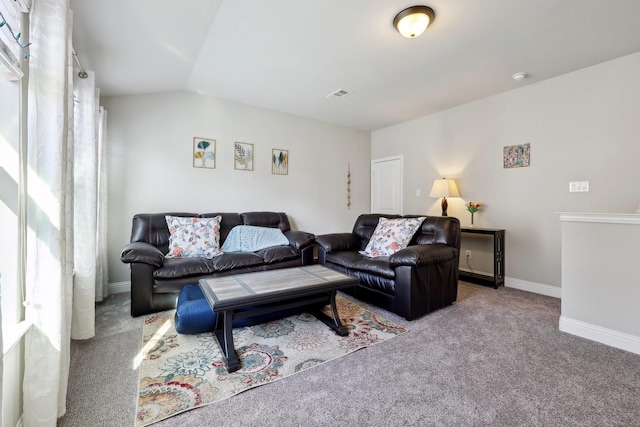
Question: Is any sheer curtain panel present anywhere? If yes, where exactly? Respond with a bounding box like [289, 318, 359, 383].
[71, 70, 97, 339]
[71, 70, 109, 340]
[96, 105, 108, 301]
[23, 0, 74, 424]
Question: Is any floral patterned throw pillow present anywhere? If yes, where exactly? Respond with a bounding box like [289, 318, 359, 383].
[165, 215, 223, 258]
[360, 217, 426, 258]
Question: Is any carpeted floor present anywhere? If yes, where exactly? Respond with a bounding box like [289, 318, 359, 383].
[58, 282, 640, 426]
[135, 296, 407, 426]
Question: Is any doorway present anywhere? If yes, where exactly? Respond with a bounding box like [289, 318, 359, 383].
[371, 155, 403, 215]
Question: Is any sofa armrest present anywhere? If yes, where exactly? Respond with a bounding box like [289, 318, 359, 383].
[315, 233, 360, 253]
[284, 230, 315, 250]
[121, 242, 165, 267]
[390, 243, 458, 268]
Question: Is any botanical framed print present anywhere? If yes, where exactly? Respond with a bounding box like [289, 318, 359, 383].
[234, 142, 254, 171]
[193, 137, 215, 169]
[503, 143, 531, 168]
[272, 149, 288, 175]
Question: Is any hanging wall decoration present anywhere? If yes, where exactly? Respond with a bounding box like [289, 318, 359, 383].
[193, 137, 215, 169]
[272, 149, 288, 175]
[234, 142, 254, 171]
[503, 143, 531, 168]
[347, 162, 351, 209]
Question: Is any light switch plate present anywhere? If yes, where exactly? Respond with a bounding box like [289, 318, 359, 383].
[569, 181, 589, 192]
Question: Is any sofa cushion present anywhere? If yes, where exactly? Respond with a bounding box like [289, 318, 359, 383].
[153, 257, 216, 279]
[221, 225, 289, 252]
[361, 217, 426, 257]
[210, 252, 265, 272]
[165, 215, 223, 258]
[326, 251, 395, 280]
[256, 246, 299, 264]
[241, 211, 291, 232]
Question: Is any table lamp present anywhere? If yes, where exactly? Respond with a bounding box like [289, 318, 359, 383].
[429, 178, 460, 216]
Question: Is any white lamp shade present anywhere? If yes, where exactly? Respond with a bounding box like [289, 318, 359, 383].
[429, 178, 460, 198]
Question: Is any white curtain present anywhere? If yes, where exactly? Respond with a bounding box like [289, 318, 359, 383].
[23, 0, 74, 424]
[71, 70, 97, 339]
[0, 296, 3, 426]
[96, 105, 108, 301]
[23, 0, 108, 421]
[71, 71, 108, 339]
[71, 72, 108, 340]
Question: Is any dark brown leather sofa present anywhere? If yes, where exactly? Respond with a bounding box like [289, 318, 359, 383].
[121, 211, 315, 316]
[315, 214, 461, 320]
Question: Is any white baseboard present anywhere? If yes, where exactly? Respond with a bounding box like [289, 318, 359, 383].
[559, 316, 640, 355]
[505, 277, 561, 299]
[108, 281, 131, 294]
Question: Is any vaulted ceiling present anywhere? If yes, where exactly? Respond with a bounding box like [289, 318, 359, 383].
[70, 0, 640, 131]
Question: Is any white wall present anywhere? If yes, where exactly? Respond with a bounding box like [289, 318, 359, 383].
[372, 52, 640, 289]
[104, 91, 371, 284]
[559, 213, 640, 354]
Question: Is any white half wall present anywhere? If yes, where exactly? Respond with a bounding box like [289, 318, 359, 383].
[559, 212, 640, 354]
[104, 91, 371, 283]
[371, 52, 640, 289]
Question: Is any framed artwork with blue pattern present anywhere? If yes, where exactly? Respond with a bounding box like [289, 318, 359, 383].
[193, 137, 215, 169]
[272, 149, 288, 175]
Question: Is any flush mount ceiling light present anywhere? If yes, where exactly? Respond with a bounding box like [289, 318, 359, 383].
[393, 6, 435, 38]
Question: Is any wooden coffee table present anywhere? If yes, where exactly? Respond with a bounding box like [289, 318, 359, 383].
[198, 265, 358, 373]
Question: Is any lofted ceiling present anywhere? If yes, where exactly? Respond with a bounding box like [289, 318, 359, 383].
[70, 0, 640, 131]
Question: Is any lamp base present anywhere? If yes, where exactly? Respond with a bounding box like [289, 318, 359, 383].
[441, 197, 448, 216]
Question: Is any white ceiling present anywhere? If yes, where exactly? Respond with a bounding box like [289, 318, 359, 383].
[70, 0, 640, 131]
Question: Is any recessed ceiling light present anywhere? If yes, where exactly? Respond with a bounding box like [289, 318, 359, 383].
[512, 72, 527, 81]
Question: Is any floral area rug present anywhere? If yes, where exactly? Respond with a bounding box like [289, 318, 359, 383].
[135, 295, 408, 426]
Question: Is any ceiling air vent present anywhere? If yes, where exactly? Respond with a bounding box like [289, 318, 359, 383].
[326, 89, 352, 100]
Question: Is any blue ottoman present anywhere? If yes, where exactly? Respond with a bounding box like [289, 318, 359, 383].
[175, 284, 309, 334]
[175, 284, 216, 334]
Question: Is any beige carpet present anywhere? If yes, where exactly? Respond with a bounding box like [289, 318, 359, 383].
[135, 295, 407, 426]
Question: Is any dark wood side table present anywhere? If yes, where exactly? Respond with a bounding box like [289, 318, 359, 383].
[459, 227, 505, 288]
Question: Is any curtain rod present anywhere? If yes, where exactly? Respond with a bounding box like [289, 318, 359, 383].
[72, 49, 88, 79]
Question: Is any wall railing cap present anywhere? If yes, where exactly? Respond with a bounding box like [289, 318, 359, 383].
[557, 212, 640, 225]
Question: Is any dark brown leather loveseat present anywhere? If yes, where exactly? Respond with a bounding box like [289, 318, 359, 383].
[121, 211, 315, 316]
[315, 214, 461, 320]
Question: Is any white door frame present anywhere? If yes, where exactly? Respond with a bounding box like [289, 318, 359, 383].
[371, 155, 403, 215]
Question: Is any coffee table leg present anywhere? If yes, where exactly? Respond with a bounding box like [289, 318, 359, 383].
[213, 310, 240, 373]
[313, 290, 349, 336]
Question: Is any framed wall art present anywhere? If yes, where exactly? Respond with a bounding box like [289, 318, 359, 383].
[272, 149, 288, 175]
[234, 142, 254, 171]
[193, 137, 215, 169]
[503, 143, 531, 168]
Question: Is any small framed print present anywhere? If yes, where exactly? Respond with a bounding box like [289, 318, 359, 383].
[503, 143, 531, 168]
[234, 142, 254, 171]
[272, 149, 288, 175]
[193, 137, 215, 169]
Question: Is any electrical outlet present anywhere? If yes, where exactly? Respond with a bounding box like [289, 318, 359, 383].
[465, 250, 471, 259]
